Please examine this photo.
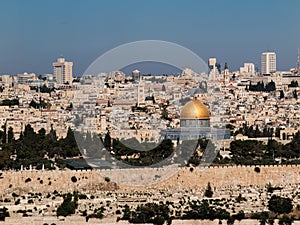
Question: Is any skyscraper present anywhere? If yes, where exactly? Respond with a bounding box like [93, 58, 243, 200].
[52, 58, 73, 85]
[261, 52, 276, 75]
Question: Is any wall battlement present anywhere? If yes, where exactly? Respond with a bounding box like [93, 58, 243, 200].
[0, 164, 299, 195]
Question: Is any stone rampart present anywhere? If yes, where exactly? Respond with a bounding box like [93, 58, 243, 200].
[0, 165, 299, 195]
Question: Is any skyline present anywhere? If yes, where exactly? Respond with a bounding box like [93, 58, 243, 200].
[0, 0, 300, 75]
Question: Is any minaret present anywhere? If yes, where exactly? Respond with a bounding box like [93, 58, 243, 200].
[224, 62, 230, 84]
[137, 73, 145, 106]
[99, 113, 107, 132]
[208, 58, 217, 81]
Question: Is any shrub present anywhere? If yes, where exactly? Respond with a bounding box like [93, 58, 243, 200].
[12, 193, 18, 198]
[254, 167, 260, 173]
[25, 178, 32, 183]
[234, 211, 245, 221]
[268, 195, 293, 214]
[236, 194, 246, 203]
[56, 193, 78, 217]
[0, 207, 10, 221]
[266, 183, 283, 193]
[71, 176, 77, 183]
[279, 214, 294, 225]
[204, 182, 213, 198]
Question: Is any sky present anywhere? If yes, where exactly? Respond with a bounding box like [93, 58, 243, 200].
[0, 0, 300, 76]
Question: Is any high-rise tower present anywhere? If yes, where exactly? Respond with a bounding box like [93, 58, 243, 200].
[52, 58, 73, 85]
[261, 52, 276, 75]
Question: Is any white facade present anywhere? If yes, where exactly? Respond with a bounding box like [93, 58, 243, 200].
[132, 69, 140, 81]
[52, 58, 73, 85]
[208, 58, 218, 80]
[261, 52, 276, 74]
[17, 72, 36, 84]
[240, 63, 255, 76]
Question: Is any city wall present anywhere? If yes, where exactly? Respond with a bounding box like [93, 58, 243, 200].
[155, 164, 300, 190]
[0, 164, 299, 195]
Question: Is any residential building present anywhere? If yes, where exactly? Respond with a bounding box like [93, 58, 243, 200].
[52, 58, 73, 85]
[261, 52, 276, 75]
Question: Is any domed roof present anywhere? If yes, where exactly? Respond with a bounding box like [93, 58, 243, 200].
[180, 99, 210, 120]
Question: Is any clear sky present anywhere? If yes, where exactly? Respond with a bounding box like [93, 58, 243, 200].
[0, 0, 299, 76]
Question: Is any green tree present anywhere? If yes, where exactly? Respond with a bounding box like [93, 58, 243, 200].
[0, 99, 19, 106]
[7, 127, 14, 143]
[279, 214, 294, 225]
[104, 132, 111, 150]
[204, 182, 213, 198]
[279, 90, 285, 99]
[56, 192, 78, 217]
[0, 207, 10, 221]
[128, 202, 171, 225]
[292, 90, 297, 99]
[233, 210, 245, 221]
[268, 195, 293, 215]
[122, 204, 131, 220]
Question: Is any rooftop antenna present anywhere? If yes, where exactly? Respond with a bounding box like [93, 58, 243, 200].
[297, 48, 300, 71]
[38, 83, 42, 117]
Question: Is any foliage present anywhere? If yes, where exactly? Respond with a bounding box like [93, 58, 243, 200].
[122, 204, 131, 220]
[288, 80, 298, 88]
[188, 139, 209, 166]
[0, 124, 79, 170]
[0, 207, 10, 221]
[183, 199, 230, 220]
[292, 90, 298, 99]
[233, 210, 245, 221]
[87, 206, 105, 220]
[112, 138, 174, 166]
[25, 178, 31, 183]
[0, 99, 19, 106]
[234, 124, 273, 138]
[29, 99, 51, 109]
[279, 214, 294, 225]
[71, 176, 77, 183]
[229, 140, 267, 165]
[222, 133, 300, 165]
[280, 90, 285, 99]
[268, 195, 293, 215]
[30, 85, 55, 93]
[266, 183, 283, 193]
[104, 132, 111, 150]
[204, 182, 213, 198]
[235, 194, 246, 203]
[56, 192, 78, 217]
[248, 81, 276, 92]
[125, 202, 172, 225]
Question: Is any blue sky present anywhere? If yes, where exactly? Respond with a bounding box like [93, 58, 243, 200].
[0, 0, 299, 76]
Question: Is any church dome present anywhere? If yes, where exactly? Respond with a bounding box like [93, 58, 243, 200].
[180, 99, 210, 120]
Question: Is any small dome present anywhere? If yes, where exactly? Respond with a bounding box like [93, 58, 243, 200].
[180, 99, 210, 120]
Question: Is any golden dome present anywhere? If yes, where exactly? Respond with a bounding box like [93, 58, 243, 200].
[180, 99, 210, 120]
